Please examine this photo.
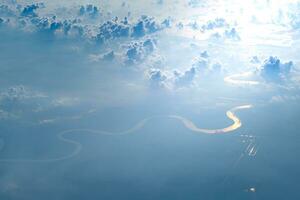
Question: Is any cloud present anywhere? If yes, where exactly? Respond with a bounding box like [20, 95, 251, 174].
[200, 50, 209, 58]
[96, 17, 130, 43]
[146, 53, 166, 69]
[210, 27, 240, 41]
[78, 4, 100, 18]
[224, 28, 240, 40]
[0, 4, 16, 17]
[89, 50, 115, 62]
[1, 0, 298, 104]
[260, 56, 293, 81]
[270, 94, 300, 103]
[0, 2, 169, 48]
[146, 66, 201, 90]
[188, 0, 204, 8]
[0, 84, 91, 125]
[124, 38, 156, 65]
[0, 85, 46, 101]
[51, 97, 80, 107]
[278, 2, 300, 30]
[201, 18, 228, 32]
[186, 51, 226, 79]
[250, 56, 260, 64]
[185, 18, 229, 33]
[211, 62, 222, 73]
[132, 15, 169, 38]
[21, 4, 39, 17]
[101, 50, 115, 61]
[192, 51, 222, 73]
[147, 68, 168, 89]
[132, 20, 146, 38]
[192, 53, 209, 70]
[0, 85, 48, 117]
[174, 67, 196, 87]
[95, 15, 169, 44]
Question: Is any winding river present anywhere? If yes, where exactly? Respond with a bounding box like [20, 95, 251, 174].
[0, 105, 252, 163]
[0, 70, 259, 163]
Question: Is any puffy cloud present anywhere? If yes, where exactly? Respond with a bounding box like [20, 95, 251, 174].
[146, 53, 166, 69]
[162, 18, 171, 28]
[148, 56, 224, 90]
[9, 4, 97, 36]
[95, 15, 170, 44]
[201, 18, 228, 32]
[186, 18, 229, 32]
[132, 20, 145, 38]
[174, 67, 196, 87]
[78, 4, 100, 18]
[176, 22, 184, 29]
[250, 56, 260, 64]
[210, 27, 240, 41]
[192, 56, 209, 70]
[192, 51, 210, 71]
[260, 56, 293, 81]
[185, 18, 240, 41]
[224, 28, 240, 40]
[96, 17, 130, 43]
[190, 51, 225, 76]
[188, 21, 199, 30]
[0, 2, 169, 50]
[278, 2, 300, 30]
[28, 17, 83, 37]
[146, 66, 199, 90]
[124, 38, 156, 65]
[49, 21, 63, 32]
[146, 66, 200, 90]
[132, 15, 169, 38]
[211, 62, 222, 73]
[200, 50, 209, 58]
[147, 68, 168, 89]
[290, 11, 300, 29]
[21, 4, 39, 17]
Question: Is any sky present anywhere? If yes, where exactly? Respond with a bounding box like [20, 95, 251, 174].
[1, 0, 300, 199]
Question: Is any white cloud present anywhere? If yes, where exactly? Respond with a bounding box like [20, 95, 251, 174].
[146, 68, 168, 89]
[174, 67, 196, 87]
[260, 56, 293, 81]
[124, 38, 156, 65]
